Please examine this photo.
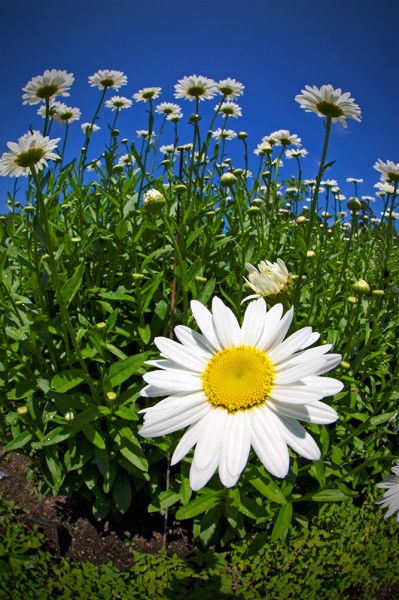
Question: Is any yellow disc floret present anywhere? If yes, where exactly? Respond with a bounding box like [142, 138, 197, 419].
[202, 345, 275, 413]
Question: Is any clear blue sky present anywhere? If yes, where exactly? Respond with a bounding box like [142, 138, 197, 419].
[0, 0, 398, 216]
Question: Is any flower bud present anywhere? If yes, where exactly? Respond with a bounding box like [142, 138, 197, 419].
[347, 197, 361, 212]
[143, 189, 166, 212]
[352, 279, 370, 294]
[220, 173, 237, 188]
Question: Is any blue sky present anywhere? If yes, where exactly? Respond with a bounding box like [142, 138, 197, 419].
[0, 0, 398, 215]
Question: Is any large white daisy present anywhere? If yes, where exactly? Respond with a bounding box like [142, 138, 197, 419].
[373, 159, 399, 184]
[376, 461, 399, 522]
[88, 69, 127, 91]
[139, 297, 342, 491]
[0, 130, 60, 177]
[22, 69, 74, 105]
[174, 75, 217, 101]
[295, 84, 362, 128]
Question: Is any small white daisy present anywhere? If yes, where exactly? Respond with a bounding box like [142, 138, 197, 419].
[376, 461, 399, 522]
[254, 141, 273, 156]
[137, 130, 155, 140]
[244, 259, 291, 301]
[133, 87, 162, 102]
[346, 177, 363, 184]
[211, 128, 237, 141]
[155, 102, 182, 117]
[295, 84, 362, 127]
[81, 122, 101, 134]
[53, 105, 81, 125]
[88, 69, 127, 91]
[160, 144, 176, 155]
[285, 148, 308, 159]
[105, 96, 133, 111]
[216, 78, 245, 98]
[174, 75, 217, 101]
[0, 130, 60, 177]
[373, 159, 399, 184]
[22, 69, 74, 105]
[217, 101, 242, 118]
[117, 153, 135, 167]
[270, 130, 301, 147]
[37, 100, 68, 119]
[374, 182, 395, 194]
[139, 297, 342, 491]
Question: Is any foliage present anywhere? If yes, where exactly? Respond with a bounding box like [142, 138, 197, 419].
[0, 73, 398, 544]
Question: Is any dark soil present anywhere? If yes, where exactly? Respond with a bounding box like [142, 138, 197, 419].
[0, 450, 192, 571]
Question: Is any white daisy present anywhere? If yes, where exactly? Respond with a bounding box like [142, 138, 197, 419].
[155, 102, 182, 117]
[376, 461, 399, 522]
[117, 153, 135, 167]
[160, 144, 176, 155]
[139, 297, 342, 491]
[22, 69, 74, 105]
[254, 141, 273, 156]
[322, 179, 338, 188]
[374, 182, 395, 194]
[137, 130, 155, 140]
[81, 122, 101, 134]
[244, 259, 292, 301]
[88, 69, 127, 91]
[0, 130, 60, 177]
[217, 101, 242, 118]
[53, 105, 81, 124]
[105, 96, 133, 111]
[295, 84, 362, 127]
[133, 87, 162, 102]
[174, 75, 217, 101]
[270, 130, 301, 147]
[211, 128, 237, 141]
[373, 159, 399, 184]
[285, 148, 308, 159]
[346, 177, 363, 184]
[216, 78, 245, 98]
[37, 100, 68, 119]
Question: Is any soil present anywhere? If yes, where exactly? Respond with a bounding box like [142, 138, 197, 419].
[0, 450, 192, 571]
[1, 450, 399, 599]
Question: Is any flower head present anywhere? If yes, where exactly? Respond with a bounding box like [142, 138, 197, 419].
[105, 96, 133, 111]
[22, 69, 74, 105]
[117, 153, 135, 167]
[377, 461, 399, 522]
[295, 84, 362, 127]
[155, 102, 182, 118]
[244, 259, 292, 301]
[269, 130, 301, 147]
[212, 128, 237, 141]
[139, 297, 342, 490]
[285, 148, 308, 159]
[88, 69, 127, 91]
[37, 100, 68, 118]
[133, 87, 162, 102]
[143, 188, 166, 211]
[217, 101, 242, 118]
[373, 159, 399, 184]
[174, 75, 217, 101]
[216, 78, 245, 98]
[52, 105, 81, 125]
[0, 130, 60, 177]
[81, 122, 101, 134]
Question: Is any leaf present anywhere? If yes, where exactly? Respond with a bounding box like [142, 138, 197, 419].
[4, 431, 32, 452]
[271, 503, 293, 542]
[51, 370, 86, 393]
[148, 490, 180, 513]
[175, 492, 220, 520]
[37, 426, 71, 447]
[250, 477, 286, 504]
[113, 471, 132, 513]
[83, 424, 106, 449]
[304, 488, 353, 502]
[109, 354, 148, 388]
[370, 411, 397, 426]
[195, 277, 216, 305]
[182, 257, 202, 289]
[61, 261, 85, 307]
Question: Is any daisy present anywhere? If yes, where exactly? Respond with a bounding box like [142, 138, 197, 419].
[88, 69, 127, 91]
[105, 96, 133, 111]
[160, 144, 176, 155]
[155, 102, 182, 117]
[254, 141, 273, 156]
[133, 87, 162, 102]
[376, 461, 399, 522]
[37, 100, 68, 119]
[174, 75, 217, 101]
[81, 122, 101, 134]
[346, 177, 363, 184]
[117, 153, 135, 167]
[322, 179, 338, 188]
[244, 259, 291, 301]
[139, 297, 342, 490]
[285, 148, 308, 159]
[270, 130, 301, 147]
[373, 159, 399, 184]
[0, 130, 60, 177]
[374, 182, 395, 194]
[22, 69, 74, 105]
[137, 130, 155, 140]
[86, 159, 102, 171]
[211, 128, 237, 141]
[295, 84, 362, 127]
[53, 105, 81, 125]
[361, 195, 375, 203]
[217, 101, 242, 118]
[216, 78, 245, 98]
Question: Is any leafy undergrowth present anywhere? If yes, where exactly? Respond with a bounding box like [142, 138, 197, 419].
[1, 493, 398, 600]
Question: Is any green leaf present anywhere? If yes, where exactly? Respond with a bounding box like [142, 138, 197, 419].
[83, 424, 106, 449]
[109, 354, 148, 388]
[138, 324, 151, 344]
[182, 257, 202, 289]
[113, 471, 132, 513]
[175, 492, 220, 520]
[37, 426, 71, 447]
[148, 490, 180, 513]
[51, 370, 86, 393]
[370, 411, 397, 425]
[61, 261, 85, 307]
[115, 219, 128, 240]
[4, 431, 32, 452]
[250, 477, 286, 504]
[271, 503, 293, 542]
[195, 277, 216, 304]
[304, 488, 353, 502]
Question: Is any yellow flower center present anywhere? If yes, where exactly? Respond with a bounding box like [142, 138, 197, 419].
[187, 85, 206, 97]
[100, 78, 116, 87]
[316, 101, 344, 118]
[15, 148, 46, 168]
[202, 345, 275, 413]
[36, 84, 59, 99]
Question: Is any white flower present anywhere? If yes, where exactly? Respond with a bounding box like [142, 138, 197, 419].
[295, 84, 362, 127]
[155, 102, 182, 117]
[86, 159, 102, 171]
[376, 461, 399, 522]
[211, 128, 237, 141]
[374, 181, 395, 194]
[117, 153, 135, 167]
[254, 141, 273, 156]
[133, 87, 162, 102]
[361, 195, 375, 203]
[88, 69, 127, 91]
[0, 130, 60, 177]
[244, 259, 291, 301]
[81, 122, 101, 134]
[346, 177, 363, 184]
[269, 130, 301, 147]
[322, 179, 338, 188]
[22, 69, 74, 105]
[139, 297, 342, 491]
[217, 101, 242, 118]
[174, 75, 217, 101]
[285, 148, 308, 159]
[216, 78, 245, 98]
[53, 105, 81, 124]
[105, 96, 133, 111]
[160, 144, 176, 155]
[137, 130, 155, 140]
[373, 159, 399, 184]
[37, 100, 68, 118]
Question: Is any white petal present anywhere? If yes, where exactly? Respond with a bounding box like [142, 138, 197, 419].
[302, 376, 344, 396]
[274, 358, 329, 385]
[267, 327, 313, 364]
[269, 400, 339, 424]
[269, 384, 323, 404]
[240, 298, 266, 346]
[250, 407, 290, 478]
[171, 413, 211, 465]
[194, 408, 227, 470]
[140, 391, 207, 414]
[272, 413, 321, 460]
[190, 300, 221, 351]
[154, 336, 208, 371]
[190, 450, 220, 490]
[265, 306, 295, 350]
[222, 411, 251, 478]
[255, 304, 284, 350]
[212, 296, 241, 347]
[300, 332, 320, 349]
[282, 344, 333, 366]
[174, 325, 215, 357]
[143, 369, 202, 393]
[139, 402, 211, 437]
